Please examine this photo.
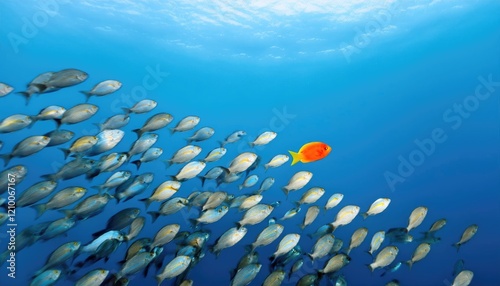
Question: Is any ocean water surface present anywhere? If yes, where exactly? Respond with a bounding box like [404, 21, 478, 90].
[0, 1, 499, 285]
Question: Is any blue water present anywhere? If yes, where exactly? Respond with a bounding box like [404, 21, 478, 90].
[1, 1, 499, 285]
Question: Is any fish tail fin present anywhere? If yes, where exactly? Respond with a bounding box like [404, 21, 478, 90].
[281, 187, 289, 197]
[28, 116, 38, 128]
[288, 150, 301, 166]
[121, 107, 130, 115]
[367, 263, 374, 272]
[238, 184, 243, 190]
[41, 173, 56, 181]
[131, 160, 142, 170]
[132, 128, 143, 138]
[365, 250, 373, 257]
[139, 198, 152, 210]
[264, 164, 269, 171]
[217, 140, 225, 147]
[188, 219, 199, 229]
[59, 209, 74, 218]
[452, 243, 461, 252]
[92, 122, 103, 131]
[53, 118, 62, 129]
[198, 176, 206, 187]
[244, 244, 254, 253]
[80, 91, 92, 102]
[361, 212, 369, 220]
[148, 211, 160, 223]
[248, 142, 254, 148]
[298, 223, 305, 230]
[59, 148, 71, 159]
[155, 275, 163, 286]
[330, 223, 337, 233]
[31, 204, 47, 218]
[306, 253, 314, 261]
[169, 128, 176, 134]
[0, 154, 12, 167]
[406, 260, 413, 270]
[316, 270, 324, 281]
[16, 91, 32, 105]
[162, 160, 172, 169]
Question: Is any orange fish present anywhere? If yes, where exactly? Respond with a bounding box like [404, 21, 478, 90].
[289, 142, 331, 165]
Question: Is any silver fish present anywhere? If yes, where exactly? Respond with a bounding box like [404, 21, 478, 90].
[115, 173, 154, 202]
[55, 103, 98, 127]
[42, 158, 95, 181]
[320, 253, 350, 274]
[249, 131, 277, 147]
[171, 115, 200, 133]
[282, 171, 312, 196]
[228, 152, 258, 174]
[32, 186, 87, 218]
[211, 227, 247, 256]
[346, 227, 368, 255]
[86, 129, 125, 156]
[238, 204, 274, 227]
[300, 205, 320, 229]
[156, 255, 192, 284]
[271, 233, 300, 261]
[368, 246, 399, 272]
[45, 68, 88, 88]
[325, 193, 344, 210]
[173, 161, 206, 181]
[452, 270, 473, 286]
[34, 241, 81, 276]
[407, 206, 428, 232]
[406, 242, 431, 269]
[81, 79, 122, 100]
[308, 233, 335, 262]
[166, 145, 202, 166]
[220, 130, 246, 147]
[122, 99, 157, 114]
[0, 165, 27, 194]
[62, 193, 114, 220]
[151, 224, 181, 248]
[92, 170, 131, 192]
[31, 105, 66, 121]
[131, 147, 163, 170]
[45, 129, 75, 146]
[1, 135, 50, 166]
[186, 127, 215, 143]
[231, 263, 261, 286]
[452, 224, 478, 251]
[39, 217, 77, 241]
[0, 82, 14, 97]
[31, 269, 61, 286]
[148, 197, 189, 222]
[139, 180, 181, 209]
[17, 180, 58, 207]
[256, 177, 275, 194]
[75, 269, 109, 286]
[203, 147, 227, 162]
[0, 114, 33, 133]
[368, 230, 385, 256]
[127, 133, 158, 158]
[264, 154, 289, 170]
[249, 223, 284, 251]
[239, 174, 259, 190]
[133, 112, 173, 137]
[95, 114, 130, 130]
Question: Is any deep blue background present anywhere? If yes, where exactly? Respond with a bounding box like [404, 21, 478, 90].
[0, 1, 499, 285]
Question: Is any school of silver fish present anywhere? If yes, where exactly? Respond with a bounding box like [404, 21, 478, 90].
[0, 70, 478, 286]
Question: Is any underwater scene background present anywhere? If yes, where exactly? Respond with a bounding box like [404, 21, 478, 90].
[0, 0, 499, 285]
